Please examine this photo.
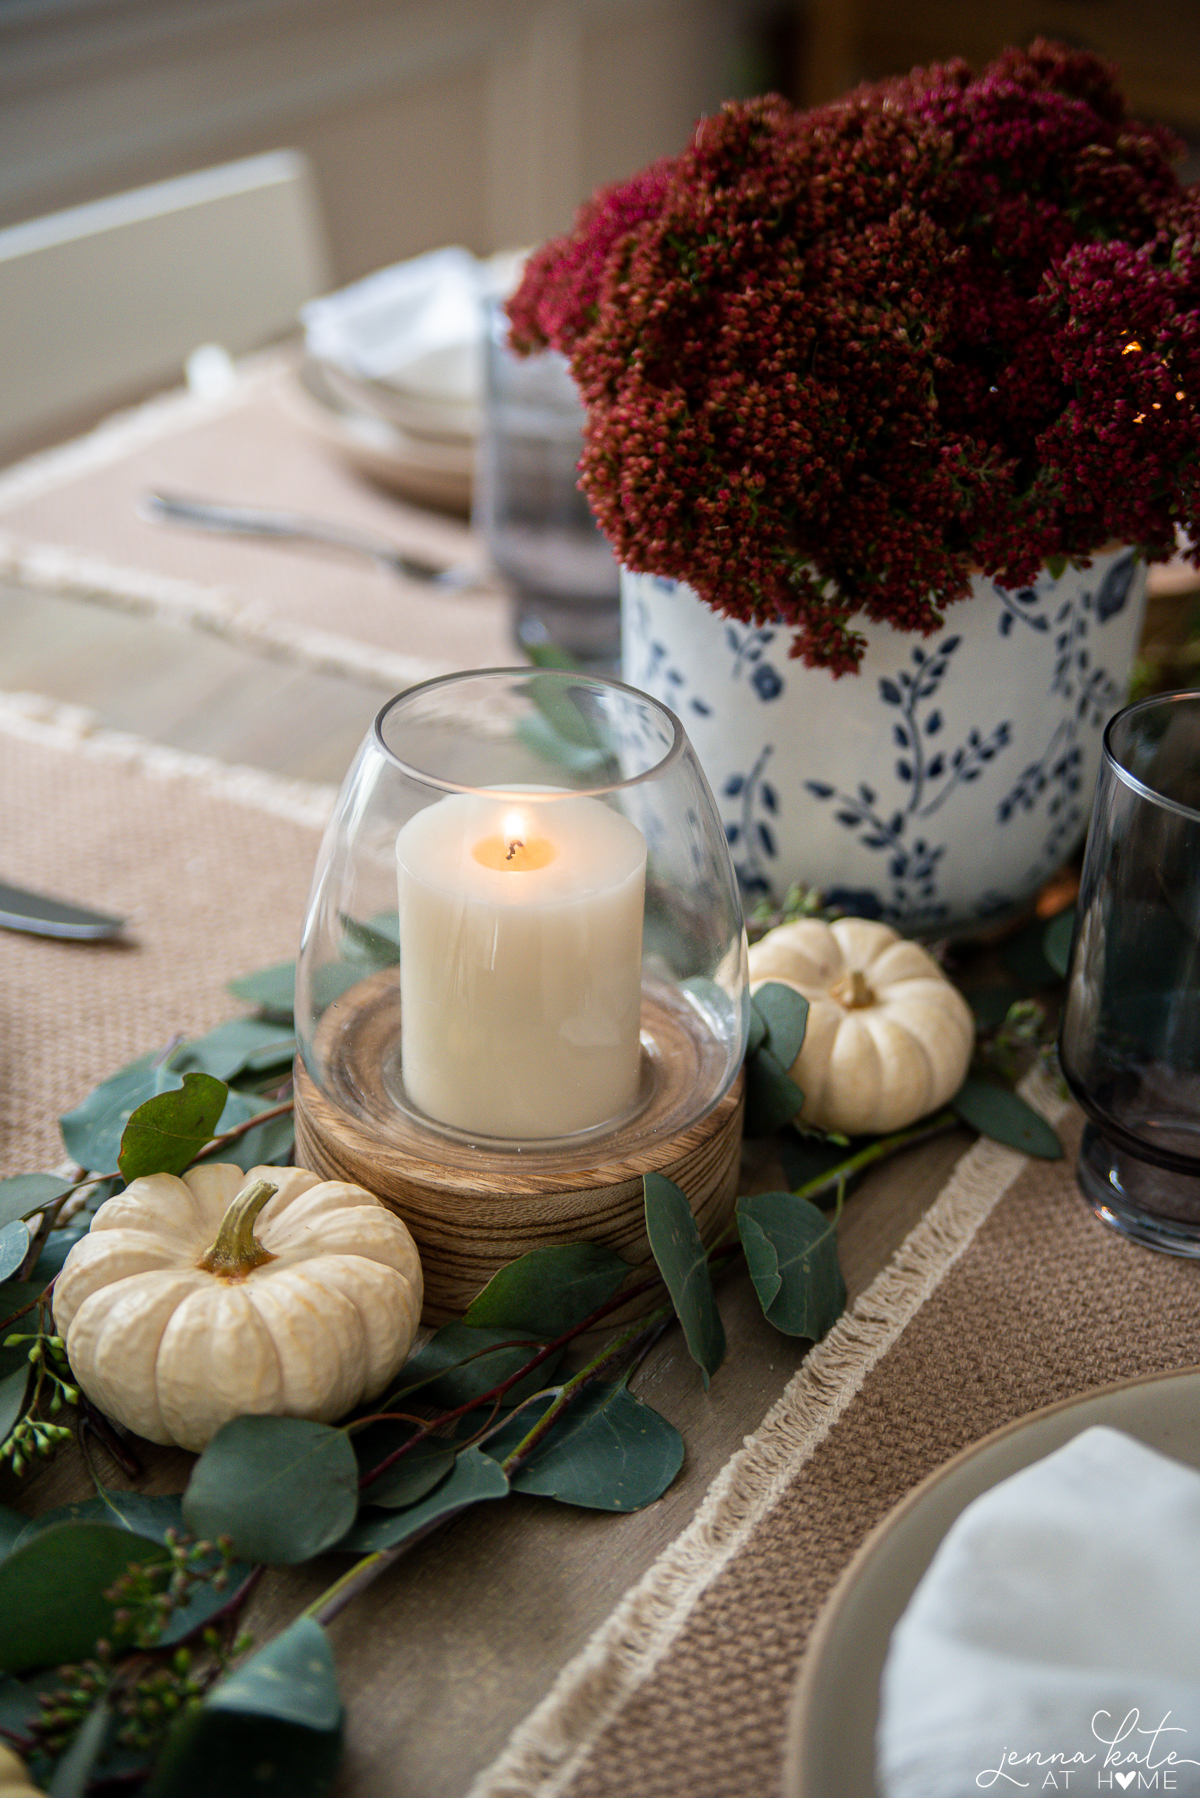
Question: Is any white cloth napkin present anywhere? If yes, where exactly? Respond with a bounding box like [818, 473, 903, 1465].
[877, 1426, 1200, 1797]
[301, 246, 525, 398]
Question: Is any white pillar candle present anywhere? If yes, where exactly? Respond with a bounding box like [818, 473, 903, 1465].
[396, 792, 647, 1139]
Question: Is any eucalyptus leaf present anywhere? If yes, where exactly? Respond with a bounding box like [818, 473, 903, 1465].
[746, 1002, 766, 1057]
[515, 713, 611, 775]
[0, 1364, 30, 1447]
[359, 1438, 457, 1509]
[183, 1417, 359, 1564]
[394, 1323, 563, 1410]
[0, 1284, 46, 1331]
[959, 981, 1025, 1029]
[339, 913, 399, 965]
[523, 640, 578, 670]
[744, 1045, 805, 1138]
[239, 1037, 300, 1076]
[1043, 907, 1077, 979]
[226, 962, 296, 1019]
[173, 1019, 298, 1083]
[60, 1051, 157, 1174]
[1001, 917, 1061, 992]
[0, 1335, 29, 1387]
[23, 1227, 85, 1282]
[218, 1106, 296, 1173]
[337, 1447, 508, 1553]
[9, 1489, 247, 1644]
[523, 674, 608, 750]
[145, 1626, 343, 1798]
[0, 1671, 54, 1737]
[483, 1382, 684, 1511]
[213, 1617, 341, 1728]
[752, 981, 809, 1071]
[737, 1191, 846, 1338]
[0, 1504, 28, 1557]
[118, 1072, 230, 1179]
[463, 1243, 631, 1336]
[0, 1522, 169, 1674]
[779, 1132, 860, 1201]
[0, 1175, 72, 1231]
[643, 1172, 725, 1387]
[13, 1489, 186, 1552]
[952, 1078, 1063, 1159]
[144, 1710, 342, 1798]
[46, 1694, 113, 1798]
[0, 1221, 30, 1284]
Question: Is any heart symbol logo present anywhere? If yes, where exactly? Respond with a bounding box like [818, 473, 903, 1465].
[1115, 1774, 1136, 1790]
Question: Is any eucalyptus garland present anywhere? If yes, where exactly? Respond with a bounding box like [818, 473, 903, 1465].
[0, 908, 1070, 1797]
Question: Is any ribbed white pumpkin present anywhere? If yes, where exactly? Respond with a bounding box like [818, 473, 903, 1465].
[54, 1163, 423, 1453]
[747, 917, 974, 1134]
[0, 1745, 46, 1798]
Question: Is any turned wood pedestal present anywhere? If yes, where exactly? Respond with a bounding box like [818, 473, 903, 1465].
[293, 969, 744, 1324]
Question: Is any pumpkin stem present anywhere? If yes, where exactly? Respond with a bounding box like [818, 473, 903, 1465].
[197, 1178, 279, 1279]
[830, 968, 875, 1010]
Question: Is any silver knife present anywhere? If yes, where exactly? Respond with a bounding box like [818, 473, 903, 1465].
[0, 883, 125, 941]
[143, 491, 483, 590]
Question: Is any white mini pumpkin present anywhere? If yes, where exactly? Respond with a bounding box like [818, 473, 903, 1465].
[748, 917, 974, 1134]
[54, 1163, 423, 1453]
[0, 1745, 46, 1798]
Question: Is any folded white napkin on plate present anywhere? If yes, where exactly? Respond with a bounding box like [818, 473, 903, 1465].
[301, 246, 525, 397]
[877, 1426, 1200, 1797]
[302, 244, 483, 390]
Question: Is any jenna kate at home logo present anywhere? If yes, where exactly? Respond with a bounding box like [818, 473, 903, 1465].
[977, 1712, 1200, 1789]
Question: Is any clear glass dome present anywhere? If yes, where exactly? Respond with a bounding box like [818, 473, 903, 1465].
[295, 669, 748, 1169]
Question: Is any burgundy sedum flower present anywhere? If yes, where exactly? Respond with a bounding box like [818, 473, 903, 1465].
[508, 41, 1198, 672]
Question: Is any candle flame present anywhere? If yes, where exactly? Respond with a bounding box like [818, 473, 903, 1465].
[472, 809, 558, 872]
[504, 810, 528, 860]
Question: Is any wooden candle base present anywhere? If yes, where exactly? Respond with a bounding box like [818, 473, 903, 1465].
[293, 970, 744, 1324]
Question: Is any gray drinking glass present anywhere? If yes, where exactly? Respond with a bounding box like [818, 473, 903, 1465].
[1059, 689, 1200, 1253]
[474, 298, 620, 668]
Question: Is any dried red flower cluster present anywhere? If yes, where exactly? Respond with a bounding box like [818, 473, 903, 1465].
[508, 42, 1200, 673]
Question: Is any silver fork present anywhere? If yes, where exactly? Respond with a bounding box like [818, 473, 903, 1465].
[143, 491, 484, 590]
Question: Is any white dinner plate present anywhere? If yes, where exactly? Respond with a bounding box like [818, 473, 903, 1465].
[783, 1366, 1200, 1798]
[281, 358, 475, 514]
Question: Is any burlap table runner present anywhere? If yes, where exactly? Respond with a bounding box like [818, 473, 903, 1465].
[5, 697, 1200, 1798]
[472, 1104, 1200, 1798]
[0, 690, 329, 1175]
[0, 356, 515, 692]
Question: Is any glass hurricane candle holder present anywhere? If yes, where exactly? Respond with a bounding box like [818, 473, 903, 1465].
[292, 668, 748, 1320]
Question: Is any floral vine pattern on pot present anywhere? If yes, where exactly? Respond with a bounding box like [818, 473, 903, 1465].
[995, 554, 1132, 878]
[722, 747, 779, 896]
[802, 562, 1132, 922]
[620, 552, 1144, 933]
[804, 635, 1012, 923]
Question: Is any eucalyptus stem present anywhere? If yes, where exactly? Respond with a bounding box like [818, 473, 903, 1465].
[499, 1311, 669, 1477]
[789, 1109, 960, 1208]
[307, 1313, 665, 1628]
[192, 1099, 295, 1163]
[15, 1191, 71, 1282]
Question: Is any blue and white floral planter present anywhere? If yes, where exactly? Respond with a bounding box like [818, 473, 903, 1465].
[621, 550, 1147, 935]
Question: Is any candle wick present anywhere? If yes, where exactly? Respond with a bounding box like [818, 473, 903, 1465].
[506, 838, 524, 862]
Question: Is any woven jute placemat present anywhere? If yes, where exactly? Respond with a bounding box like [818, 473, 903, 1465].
[0, 690, 329, 1176]
[470, 1096, 1200, 1798]
[0, 356, 515, 691]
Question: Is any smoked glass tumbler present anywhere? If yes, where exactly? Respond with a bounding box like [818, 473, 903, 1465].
[1059, 690, 1200, 1253]
[294, 668, 748, 1162]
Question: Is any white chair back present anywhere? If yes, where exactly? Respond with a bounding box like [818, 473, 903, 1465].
[0, 149, 331, 456]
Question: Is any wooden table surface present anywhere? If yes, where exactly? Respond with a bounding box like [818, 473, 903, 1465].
[0, 379, 986, 1796]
